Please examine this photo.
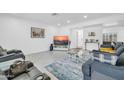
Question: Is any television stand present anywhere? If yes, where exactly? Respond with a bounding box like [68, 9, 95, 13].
[53, 45, 69, 51]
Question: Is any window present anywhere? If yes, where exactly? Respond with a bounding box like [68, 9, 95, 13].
[103, 32, 117, 42]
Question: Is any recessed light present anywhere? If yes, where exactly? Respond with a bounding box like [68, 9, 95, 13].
[57, 23, 61, 26]
[67, 20, 71, 23]
[84, 15, 87, 19]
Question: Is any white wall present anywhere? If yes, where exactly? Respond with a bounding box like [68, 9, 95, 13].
[1, 14, 124, 54]
[57, 25, 103, 49]
[0, 14, 57, 54]
[83, 25, 103, 43]
[58, 15, 124, 49]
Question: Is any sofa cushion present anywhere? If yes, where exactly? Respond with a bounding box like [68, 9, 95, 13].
[92, 51, 118, 65]
[91, 71, 115, 80]
[102, 53, 118, 65]
[82, 59, 93, 76]
[114, 42, 123, 50]
[0, 58, 23, 71]
[116, 45, 124, 56]
[91, 61, 124, 80]
[92, 52, 102, 62]
[116, 52, 124, 66]
[12, 73, 30, 80]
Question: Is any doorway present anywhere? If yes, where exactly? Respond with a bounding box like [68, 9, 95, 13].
[70, 28, 84, 49]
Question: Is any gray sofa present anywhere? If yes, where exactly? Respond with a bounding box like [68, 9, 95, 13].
[82, 58, 124, 80]
[0, 52, 25, 62]
[82, 45, 124, 80]
[0, 61, 50, 80]
[0, 48, 25, 62]
[0, 48, 25, 70]
[0, 47, 51, 80]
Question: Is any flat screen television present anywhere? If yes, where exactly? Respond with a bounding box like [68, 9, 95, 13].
[53, 36, 69, 45]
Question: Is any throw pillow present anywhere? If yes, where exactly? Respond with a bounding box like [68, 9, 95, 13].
[116, 45, 124, 56]
[92, 51, 118, 65]
[116, 52, 124, 66]
[92, 53, 103, 62]
[102, 54, 118, 65]
[9, 61, 27, 78]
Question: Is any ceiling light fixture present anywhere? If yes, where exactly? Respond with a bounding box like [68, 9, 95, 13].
[57, 23, 61, 26]
[84, 15, 87, 19]
[67, 20, 71, 23]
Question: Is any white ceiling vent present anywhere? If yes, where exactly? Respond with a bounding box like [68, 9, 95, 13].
[51, 13, 59, 16]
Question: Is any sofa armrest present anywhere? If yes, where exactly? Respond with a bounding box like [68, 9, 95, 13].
[0, 53, 25, 62]
[7, 49, 22, 54]
[0, 53, 15, 59]
[82, 59, 93, 77]
[27, 66, 43, 80]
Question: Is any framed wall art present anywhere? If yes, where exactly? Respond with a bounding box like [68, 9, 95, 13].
[31, 27, 45, 38]
[88, 32, 96, 36]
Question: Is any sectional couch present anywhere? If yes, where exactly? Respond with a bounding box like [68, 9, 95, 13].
[0, 46, 25, 62]
[0, 61, 50, 80]
[0, 46, 50, 80]
[82, 45, 124, 80]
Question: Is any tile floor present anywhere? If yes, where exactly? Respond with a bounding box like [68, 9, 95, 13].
[26, 51, 67, 80]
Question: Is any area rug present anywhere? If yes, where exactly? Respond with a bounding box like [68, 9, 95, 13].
[45, 52, 91, 80]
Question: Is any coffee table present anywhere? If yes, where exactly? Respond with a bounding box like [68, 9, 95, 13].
[67, 49, 91, 63]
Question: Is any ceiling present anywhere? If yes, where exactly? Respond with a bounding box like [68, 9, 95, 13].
[7, 13, 123, 27]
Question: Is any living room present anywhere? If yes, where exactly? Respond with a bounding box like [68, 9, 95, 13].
[1, 0, 124, 93]
[1, 13, 124, 80]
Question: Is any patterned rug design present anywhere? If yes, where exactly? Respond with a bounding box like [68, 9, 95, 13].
[45, 52, 91, 80]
